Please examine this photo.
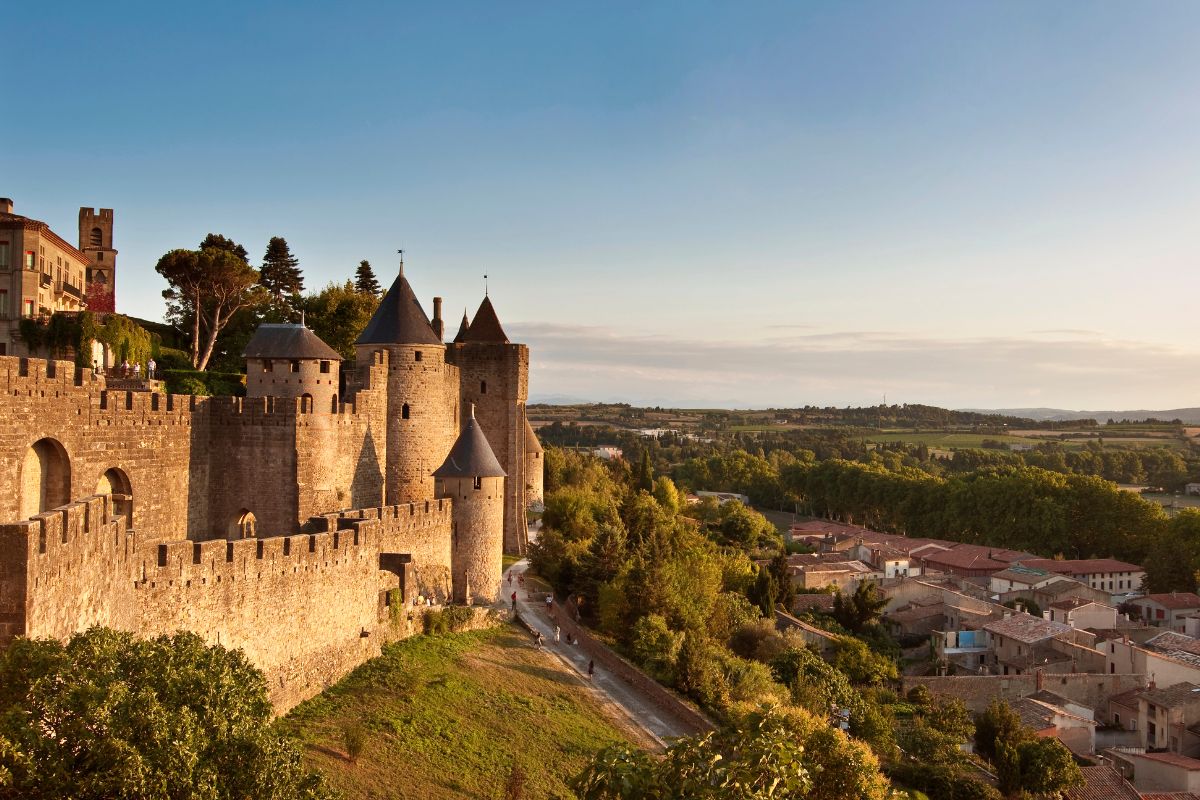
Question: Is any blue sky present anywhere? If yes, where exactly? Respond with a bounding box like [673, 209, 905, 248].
[8, 2, 1200, 409]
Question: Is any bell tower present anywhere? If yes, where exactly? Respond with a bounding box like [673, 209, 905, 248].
[79, 207, 116, 312]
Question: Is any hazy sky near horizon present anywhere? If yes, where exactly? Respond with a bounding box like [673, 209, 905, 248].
[8, 2, 1200, 410]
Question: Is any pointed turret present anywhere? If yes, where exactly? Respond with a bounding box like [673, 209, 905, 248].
[355, 267, 441, 345]
[459, 296, 508, 343]
[435, 405, 506, 603]
[433, 405, 506, 479]
[453, 309, 471, 343]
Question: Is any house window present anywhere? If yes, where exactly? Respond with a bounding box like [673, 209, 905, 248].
[320, 360, 330, 374]
[23, 299, 33, 317]
[290, 360, 300, 373]
[25, 251, 34, 268]
[0, 242, 8, 268]
[0, 290, 7, 317]
[402, 403, 410, 420]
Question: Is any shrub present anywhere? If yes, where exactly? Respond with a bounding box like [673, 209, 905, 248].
[342, 720, 367, 763]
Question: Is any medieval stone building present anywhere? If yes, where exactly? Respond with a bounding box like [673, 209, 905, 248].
[0, 265, 540, 710]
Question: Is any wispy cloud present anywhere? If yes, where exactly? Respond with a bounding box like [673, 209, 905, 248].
[510, 322, 1200, 409]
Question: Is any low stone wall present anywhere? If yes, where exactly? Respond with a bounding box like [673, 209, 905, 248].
[552, 598, 715, 736]
[904, 672, 1146, 713]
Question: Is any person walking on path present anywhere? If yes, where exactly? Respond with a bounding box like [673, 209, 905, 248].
[554, 625, 561, 645]
[588, 660, 595, 680]
[511, 591, 517, 611]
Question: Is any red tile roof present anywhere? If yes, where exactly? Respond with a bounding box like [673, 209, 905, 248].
[1133, 593, 1200, 610]
[1020, 558, 1144, 576]
[1068, 766, 1140, 800]
[1132, 751, 1200, 769]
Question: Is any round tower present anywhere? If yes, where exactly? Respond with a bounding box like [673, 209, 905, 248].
[355, 264, 457, 504]
[434, 405, 506, 604]
[243, 323, 342, 413]
[523, 417, 544, 510]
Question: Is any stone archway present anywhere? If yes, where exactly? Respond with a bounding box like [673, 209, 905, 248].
[20, 438, 71, 519]
[95, 467, 133, 524]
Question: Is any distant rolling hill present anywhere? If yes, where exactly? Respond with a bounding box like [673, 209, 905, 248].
[960, 407, 1200, 424]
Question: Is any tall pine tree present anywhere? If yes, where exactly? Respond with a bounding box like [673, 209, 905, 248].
[354, 259, 381, 295]
[259, 237, 304, 322]
[260, 237, 304, 299]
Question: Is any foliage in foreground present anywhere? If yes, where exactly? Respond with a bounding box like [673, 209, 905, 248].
[0, 627, 332, 800]
[573, 705, 892, 800]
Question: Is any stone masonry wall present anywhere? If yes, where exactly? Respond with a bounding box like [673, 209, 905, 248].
[0, 356, 206, 539]
[450, 342, 529, 552]
[904, 673, 1148, 713]
[442, 476, 504, 603]
[0, 493, 136, 645]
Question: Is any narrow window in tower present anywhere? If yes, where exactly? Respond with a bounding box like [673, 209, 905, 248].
[480, 380, 487, 394]
[290, 360, 300, 373]
[414, 351, 422, 362]
[97, 252, 104, 262]
[402, 403, 410, 419]
[473, 476, 482, 490]
[262, 360, 273, 373]
[320, 360, 330, 374]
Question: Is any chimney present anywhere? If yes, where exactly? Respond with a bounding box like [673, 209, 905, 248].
[0, 198, 12, 214]
[1036, 669, 1044, 690]
[432, 296, 444, 340]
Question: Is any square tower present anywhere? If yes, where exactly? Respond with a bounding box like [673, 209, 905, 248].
[78, 207, 116, 312]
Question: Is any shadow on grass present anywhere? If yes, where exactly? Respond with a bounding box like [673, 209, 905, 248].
[471, 653, 587, 687]
[307, 743, 351, 763]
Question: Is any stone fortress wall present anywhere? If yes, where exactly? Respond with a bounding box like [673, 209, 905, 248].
[0, 271, 539, 712]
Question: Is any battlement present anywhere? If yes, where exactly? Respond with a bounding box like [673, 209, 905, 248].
[3, 493, 125, 560]
[79, 207, 114, 221]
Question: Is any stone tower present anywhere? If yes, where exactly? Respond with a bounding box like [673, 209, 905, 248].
[448, 295, 531, 553]
[243, 323, 342, 413]
[524, 418, 544, 509]
[354, 265, 458, 505]
[434, 405, 506, 604]
[78, 207, 116, 312]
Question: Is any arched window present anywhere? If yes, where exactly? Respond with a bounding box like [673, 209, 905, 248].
[90, 227, 103, 247]
[301, 393, 313, 412]
[20, 438, 71, 519]
[229, 509, 257, 539]
[402, 403, 410, 419]
[331, 394, 339, 413]
[95, 467, 133, 522]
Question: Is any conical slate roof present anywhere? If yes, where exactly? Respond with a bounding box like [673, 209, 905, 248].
[459, 296, 508, 343]
[355, 269, 441, 346]
[453, 310, 471, 343]
[433, 408, 507, 478]
[243, 324, 342, 360]
[524, 418, 543, 454]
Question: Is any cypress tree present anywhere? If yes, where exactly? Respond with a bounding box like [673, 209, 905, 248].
[260, 237, 304, 299]
[635, 450, 654, 493]
[355, 259, 381, 295]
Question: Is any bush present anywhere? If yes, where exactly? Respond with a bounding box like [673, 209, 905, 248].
[629, 614, 683, 682]
[342, 720, 367, 763]
[423, 605, 476, 635]
[162, 368, 246, 396]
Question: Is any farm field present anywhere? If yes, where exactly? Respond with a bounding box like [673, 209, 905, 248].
[861, 431, 1034, 448]
[282, 626, 650, 800]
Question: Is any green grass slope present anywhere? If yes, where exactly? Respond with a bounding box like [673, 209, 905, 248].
[281, 625, 648, 800]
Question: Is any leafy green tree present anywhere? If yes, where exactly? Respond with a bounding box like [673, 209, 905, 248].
[768, 552, 797, 610]
[635, 451, 654, 493]
[831, 637, 898, 686]
[973, 697, 1026, 762]
[354, 259, 381, 296]
[749, 567, 778, 617]
[156, 246, 266, 370]
[831, 581, 888, 635]
[259, 237, 304, 320]
[1014, 738, 1083, 798]
[629, 614, 683, 682]
[301, 280, 381, 360]
[717, 501, 777, 550]
[0, 627, 332, 800]
[572, 707, 812, 800]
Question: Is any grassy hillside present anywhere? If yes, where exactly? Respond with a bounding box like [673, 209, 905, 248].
[281, 625, 651, 800]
